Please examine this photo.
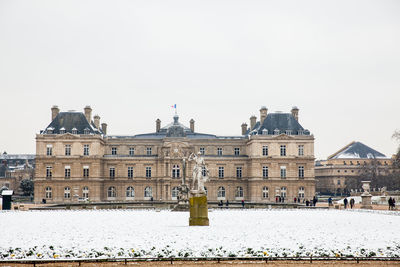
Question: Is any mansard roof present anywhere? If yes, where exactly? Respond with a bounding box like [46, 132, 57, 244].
[42, 112, 103, 135]
[248, 112, 309, 136]
[328, 141, 387, 159]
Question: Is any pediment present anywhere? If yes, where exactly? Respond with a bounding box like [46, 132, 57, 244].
[271, 134, 295, 140]
[55, 133, 79, 140]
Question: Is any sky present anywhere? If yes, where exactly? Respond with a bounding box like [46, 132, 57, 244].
[0, 0, 399, 159]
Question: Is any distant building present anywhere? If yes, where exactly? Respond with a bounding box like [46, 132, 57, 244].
[0, 153, 35, 195]
[315, 141, 391, 195]
[34, 105, 315, 204]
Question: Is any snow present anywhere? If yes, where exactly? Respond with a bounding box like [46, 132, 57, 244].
[0, 209, 399, 259]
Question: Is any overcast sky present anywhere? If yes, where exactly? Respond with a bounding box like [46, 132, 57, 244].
[0, 0, 399, 159]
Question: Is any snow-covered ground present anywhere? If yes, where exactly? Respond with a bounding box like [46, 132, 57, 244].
[0, 209, 399, 259]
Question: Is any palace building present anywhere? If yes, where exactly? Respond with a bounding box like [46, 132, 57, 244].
[34, 106, 315, 204]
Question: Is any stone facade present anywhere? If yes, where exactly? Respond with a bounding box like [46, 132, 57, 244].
[34, 106, 315, 204]
[315, 141, 391, 195]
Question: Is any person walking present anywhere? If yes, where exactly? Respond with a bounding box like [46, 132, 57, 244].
[294, 197, 297, 203]
[225, 199, 229, 209]
[343, 197, 348, 209]
[388, 197, 393, 210]
[241, 199, 245, 208]
[350, 198, 355, 209]
[328, 197, 333, 207]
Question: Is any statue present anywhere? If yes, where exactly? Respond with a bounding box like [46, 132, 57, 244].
[188, 152, 209, 192]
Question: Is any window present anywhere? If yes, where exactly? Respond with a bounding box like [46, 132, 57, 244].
[59, 127, 65, 134]
[45, 187, 52, 199]
[83, 166, 89, 178]
[217, 186, 225, 198]
[298, 130, 304, 135]
[234, 147, 240, 156]
[171, 187, 179, 200]
[126, 186, 135, 198]
[337, 180, 341, 185]
[298, 166, 304, 178]
[298, 145, 304, 156]
[217, 147, 222, 156]
[200, 147, 205, 155]
[65, 166, 71, 179]
[46, 145, 52, 156]
[262, 186, 269, 198]
[146, 167, 152, 178]
[235, 186, 243, 198]
[83, 128, 90, 135]
[109, 167, 115, 179]
[285, 130, 292, 135]
[281, 187, 287, 198]
[46, 166, 52, 178]
[129, 147, 135, 156]
[71, 128, 78, 134]
[144, 186, 152, 198]
[262, 166, 268, 179]
[274, 129, 280, 135]
[111, 147, 117, 155]
[83, 144, 89, 156]
[262, 129, 268, 135]
[172, 165, 180, 178]
[236, 167, 242, 178]
[82, 186, 89, 199]
[64, 187, 71, 199]
[262, 145, 268, 156]
[202, 166, 207, 177]
[128, 167, 134, 179]
[108, 186, 116, 198]
[218, 167, 224, 178]
[298, 187, 305, 198]
[65, 145, 71, 156]
[280, 166, 286, 179]
[280, 145, 286, 156]
[146, 147, 152, 156]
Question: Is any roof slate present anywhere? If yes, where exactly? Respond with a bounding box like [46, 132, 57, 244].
[328, 141, 387, 159]
[43, 112, 103, 135]
[248, 113, 309, 135]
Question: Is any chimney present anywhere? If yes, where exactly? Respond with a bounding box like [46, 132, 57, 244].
[94, 115, 100, 129]
[250, 116, 257, 130]
[190, 119, 195, 132]
[84, 106, 92, 123]
[156, 119, 161, 132]
[51, 105, 59, 121]
[241, 123, 248, 135]
[260, 106, 268, 124]
[291, 106, 299, 121]
[101, 123, 107, 135]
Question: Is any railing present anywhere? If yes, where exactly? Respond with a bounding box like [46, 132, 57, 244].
[1, 256, 400, 265]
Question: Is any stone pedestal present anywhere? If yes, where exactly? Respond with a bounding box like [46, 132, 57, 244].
[360, 181, 372, 209]
[361, 194, 372, 209]
[189, 193, 209, 226]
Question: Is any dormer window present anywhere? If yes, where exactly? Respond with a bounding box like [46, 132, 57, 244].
[59, 127, 65, 134]
[262, 129, 268, 135]
[84, 128, 90, 135]
[47, 127, 54, 134]
[274, 129, 280, 135]
[298, 130, 303, 135]
[72, 128, 78, 135]
[285, 130, 292, 135]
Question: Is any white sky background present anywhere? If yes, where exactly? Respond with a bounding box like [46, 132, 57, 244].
[0, 0, 399, 159]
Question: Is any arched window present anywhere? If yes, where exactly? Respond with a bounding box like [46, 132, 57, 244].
[298, 186, 305, 199]
[45, 186, 52, 199]
[171, 187, 179, 200]
[262, 186, 269, 199]
[64, 187, 71, 199]
[235, 186, 243, 198]
[144, 186, 152, 198]
[217, 186, 225, 198]
[108, 186, 116, 198]
[281, 187, 287, 198]
[82, 186, 89, 199]
[126, 186, 135, 198]
[172, 165, 180, 178]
